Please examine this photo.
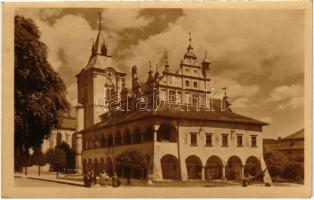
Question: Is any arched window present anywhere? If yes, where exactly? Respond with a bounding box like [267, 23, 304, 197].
[193, 81, 198, 88]
[133, 127, 142, 144]
[169, 90, 176, 102]
[57, 132, 62, 145]
[185, 80, 190, 87]
[115, 131, 122, 146]
[192, 94, 199, 106]
[124, 129, 131, 145]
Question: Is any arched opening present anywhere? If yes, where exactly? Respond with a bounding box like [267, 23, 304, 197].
[87, 158, 93, 171]
[57, 132, 62, 145]
[205, 156, 223, 180]
[133, 127, 142, 144]
[94, 158, 100, 175]
[226, 156, 243, 180]
[100, 158, 105, 173]
[83, 136, 87, 150]
[124, 129, 131, 145]
[143, 126, 154, 142]
[71, 133, 76, 150]
[244, 156, 262, 179]
[161, 154, 180, 180]
[100, 134, 105, 147]
[83, 159, 87, 174]
[157, 124, 177, 142]
[88, 136, 93, 149]
[94, 135, 100, 148]
[186, 155, 202, 180]
[107, 134, 113, 147]
[115, 131, 122, 146]
[105, 157, 113, 176]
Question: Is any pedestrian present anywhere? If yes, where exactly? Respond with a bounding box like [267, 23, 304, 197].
[112, 173, 120, 188]
[83, 172, 88, 187]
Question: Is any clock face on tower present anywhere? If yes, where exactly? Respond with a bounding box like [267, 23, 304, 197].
[105, 69, 115, 80]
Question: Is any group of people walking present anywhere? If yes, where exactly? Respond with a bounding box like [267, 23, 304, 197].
[83, 170, 121, 188]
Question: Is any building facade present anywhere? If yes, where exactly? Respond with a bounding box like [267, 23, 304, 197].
[74, 16, 270, 182]
[41, 116, 76, 153]
[263, 129, 304, 163]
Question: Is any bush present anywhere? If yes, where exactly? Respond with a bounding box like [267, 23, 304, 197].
[284, 162, 304, 181]
[264, 150, 289, 179]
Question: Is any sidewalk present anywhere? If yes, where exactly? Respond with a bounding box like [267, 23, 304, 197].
[15, 172, 84, 187]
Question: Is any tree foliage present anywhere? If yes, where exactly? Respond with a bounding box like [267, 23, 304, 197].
[14, 15, 69, 167]
[55, 142, 76, 172]
[115, 149, 148, 184]
[46, 148, 66, 177]
[264, 150, 289, 178]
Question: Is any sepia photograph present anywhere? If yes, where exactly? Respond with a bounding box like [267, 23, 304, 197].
[2, 2, 312, 198]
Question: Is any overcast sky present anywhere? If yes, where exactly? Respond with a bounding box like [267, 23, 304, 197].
[16, 8, 305, 139]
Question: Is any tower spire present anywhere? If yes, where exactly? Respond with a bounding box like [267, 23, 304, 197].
[189, 32, 192, 45]
[98, 12, 102, 31]
[92, 12, 108, 56]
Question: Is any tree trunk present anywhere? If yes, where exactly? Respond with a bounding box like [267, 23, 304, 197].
[57, 170, 59, 178]
[24, 166, 27, 176]
[38, 165, 41, 176]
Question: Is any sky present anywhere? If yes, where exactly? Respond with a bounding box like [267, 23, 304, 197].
[16, 8, 305, 139]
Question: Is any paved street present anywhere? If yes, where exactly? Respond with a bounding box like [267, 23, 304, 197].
[15, 177, 79, 187]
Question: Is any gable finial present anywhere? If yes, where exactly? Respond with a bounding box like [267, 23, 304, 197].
[189, 32, 192, 44]
[148, 61, 152, 72]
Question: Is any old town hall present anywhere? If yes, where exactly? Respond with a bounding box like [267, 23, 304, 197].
[73, 15, 270, 182]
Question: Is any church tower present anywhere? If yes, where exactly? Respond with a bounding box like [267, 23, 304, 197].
[76, 14, 126, 128]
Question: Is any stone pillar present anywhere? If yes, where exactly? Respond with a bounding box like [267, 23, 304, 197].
[152, 125, 161, 181]
[153, 129, 157, 142]
[201, 166, 205, 181]
[222, 165, 226, 180]
[75, 104, 84, 174]
[241, 165, 245, 179]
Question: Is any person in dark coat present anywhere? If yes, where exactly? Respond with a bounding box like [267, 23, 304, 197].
[112, 173, 120, 188]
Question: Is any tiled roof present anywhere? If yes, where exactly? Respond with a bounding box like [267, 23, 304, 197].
[85, 55, 124, 74]
[81, 103, 267, 133]
[284, 128, 304, 140]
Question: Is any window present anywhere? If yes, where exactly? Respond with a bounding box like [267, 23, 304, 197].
[190, 133, 197, 146]
[177, 91, 182, 103]
[185, 68, 189, 73]
[192, 94, 199, 106]
[193, 69, 197, 75]
[185, 80, 190, 87]
[251, 136, 257, 147]
[169, 90, 176, 102]
[237, 135, 243, 147]
[205, 134, 212, 146]
[222, 134, 228, 147]
[193, 81, 198, 88]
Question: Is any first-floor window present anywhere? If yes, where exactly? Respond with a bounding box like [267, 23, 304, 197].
[251, 136, 257, 147]
[192, 94, 199, 106]
[237, 135, 243, 147]
[190, 133, 197, 146]
[206, 134, 213, 146]
[169, 90, 176, 102]
[222, 134, 228, 147]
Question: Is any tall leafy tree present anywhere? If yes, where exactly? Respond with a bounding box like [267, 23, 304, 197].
[14, 15, 70, 169]
[55, 142, 76, 172]
[46, 148, 66, 178]
[31, 147, 46, 176]
[115, 149, 148, 184]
